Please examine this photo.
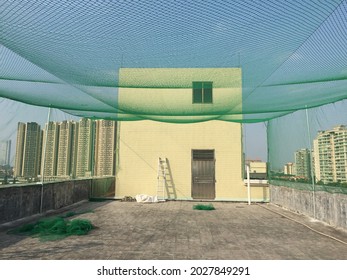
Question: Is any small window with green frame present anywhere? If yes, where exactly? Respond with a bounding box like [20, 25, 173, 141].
[192, 81, 213, 104]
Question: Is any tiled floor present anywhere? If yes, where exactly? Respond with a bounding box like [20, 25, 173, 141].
[1, 201, 347, 260]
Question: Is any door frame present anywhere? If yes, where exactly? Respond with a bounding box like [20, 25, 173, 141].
[191, 149, 216, 199]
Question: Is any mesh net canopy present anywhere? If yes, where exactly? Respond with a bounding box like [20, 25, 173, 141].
[1, 1, 347, 195]
[1, 0, 347, 122]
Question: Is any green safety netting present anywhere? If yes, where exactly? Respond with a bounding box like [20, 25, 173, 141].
[267, 99, 347, 192]
[8, 215, 95, 241]
[0, 0, 347, 123]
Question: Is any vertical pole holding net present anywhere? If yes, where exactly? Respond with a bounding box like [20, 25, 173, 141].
[40, 107, 52, 214]
[247, 164, 251, 205]
[305, 105, 316, 219]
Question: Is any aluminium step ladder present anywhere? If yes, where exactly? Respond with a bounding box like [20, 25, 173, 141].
[157, 157, 167, 201]
[164, 159, 176, 200]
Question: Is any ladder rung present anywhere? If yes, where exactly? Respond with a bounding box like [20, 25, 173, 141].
[157, 157, 168, 201]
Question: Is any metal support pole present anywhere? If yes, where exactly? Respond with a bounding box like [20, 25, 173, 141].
[40, 107, 52, 213]
[305, 105, 316, 219]
[247, 165, 251, 205]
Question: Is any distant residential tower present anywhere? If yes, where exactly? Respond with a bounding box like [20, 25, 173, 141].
[14, 122, 42, 179]
[294, 148, 312, 179]
[314, 125, 347, 184]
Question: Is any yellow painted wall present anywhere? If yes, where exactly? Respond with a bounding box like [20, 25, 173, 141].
[116, 120, 268, 201]
[249, 162, 267, 173]
[116, 68, 268, 201]
[118, 68, 242, 117]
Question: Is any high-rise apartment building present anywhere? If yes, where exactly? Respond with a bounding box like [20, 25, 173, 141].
[284, 162, 294, 175]
[294, 148, 312, 179]
[56, 120, 78, 178]
[14, 122, 42, 179]
[14, 123, 26, 177]
[94, 120, 117, 176]
[13, 118, 117, 180]
[0, 140, 11, 166]
[314, 125, 347, 184]
[41, 121, 59, 178]
[75, 118, 95, 177]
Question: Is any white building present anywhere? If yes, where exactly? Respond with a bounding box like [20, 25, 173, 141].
[14, 122, 42, 179]
[75, 118, 95, 177]
[0, 140, 11, 166]
[314, 125, 347, 184]
[94, 120, 117, 176]
[41, 121, 59, 178]
[294, 148, 312, 179]
[284, 162, 294, 175]
[56, 120, 78, 178]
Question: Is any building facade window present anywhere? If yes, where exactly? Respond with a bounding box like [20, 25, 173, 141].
[192, 81, 213, 104]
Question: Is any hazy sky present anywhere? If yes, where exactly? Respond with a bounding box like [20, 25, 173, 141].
[0, 1, 346, 150]
[1, 98, 346, 168]
[0, 97, 269, 165]
[243, 123, 267, 162]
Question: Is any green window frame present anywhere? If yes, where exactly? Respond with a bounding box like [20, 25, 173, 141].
[192, 81, 213, 104]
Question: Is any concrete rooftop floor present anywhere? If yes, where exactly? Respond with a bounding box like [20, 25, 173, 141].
[0, 200, 347, 260]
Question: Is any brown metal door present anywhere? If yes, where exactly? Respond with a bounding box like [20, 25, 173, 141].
[192, 150, 215, 199]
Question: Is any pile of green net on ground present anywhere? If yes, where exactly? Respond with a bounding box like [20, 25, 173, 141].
[8, 212, 95, 241]
[193, 204, 215, 211]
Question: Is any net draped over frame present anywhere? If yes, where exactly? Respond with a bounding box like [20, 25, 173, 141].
[0, 0, 346, 123]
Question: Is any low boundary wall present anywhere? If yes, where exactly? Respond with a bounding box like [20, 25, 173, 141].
[270, 184, 347, 230]
[0, 177, 115, 224]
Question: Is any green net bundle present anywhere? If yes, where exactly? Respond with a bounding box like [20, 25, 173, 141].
[193, 204, 215, 211]
[8, 217, 95, 242]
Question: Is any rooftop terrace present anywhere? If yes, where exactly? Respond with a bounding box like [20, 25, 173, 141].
[1, 200, 346, 260]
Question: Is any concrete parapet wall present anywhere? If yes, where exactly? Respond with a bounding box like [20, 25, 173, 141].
[270, 184, 347, 230]
[0, 177, 115, 224]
